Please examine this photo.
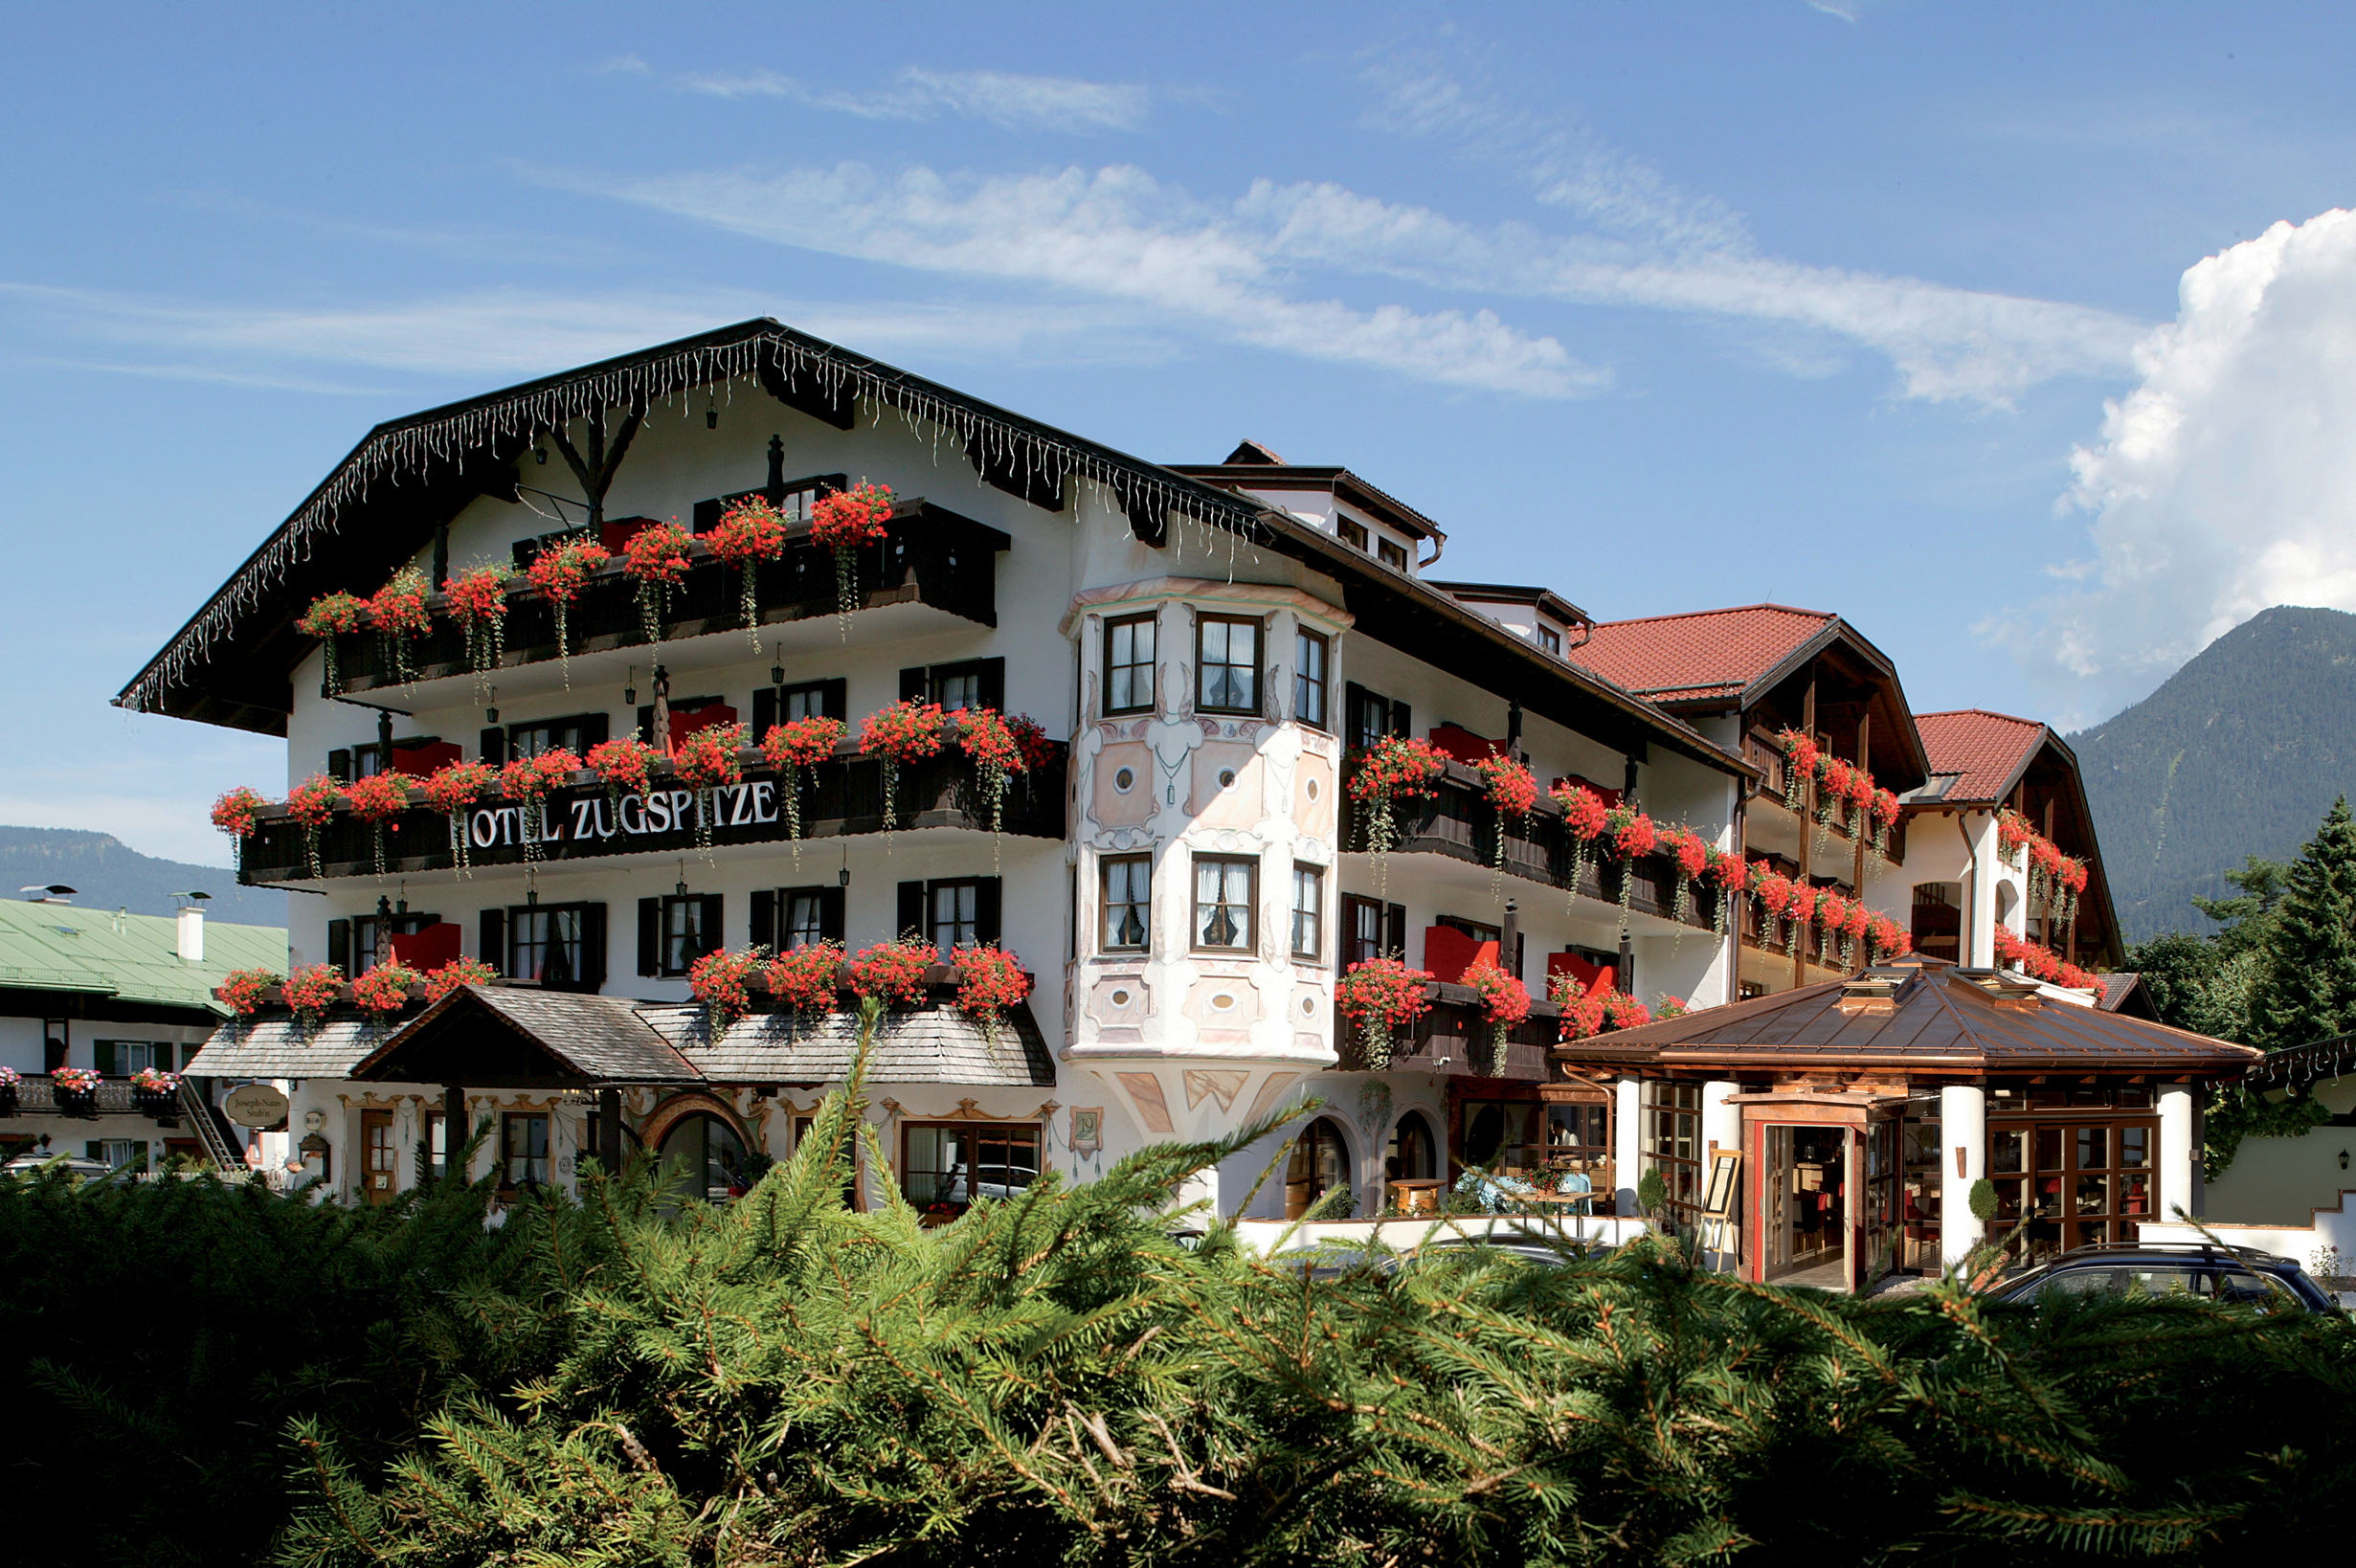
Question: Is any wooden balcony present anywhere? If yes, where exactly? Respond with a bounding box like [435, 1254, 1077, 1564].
[333, 498, 1008, 696]
[2, 1076, 181, 1121]
[1334, 980, 1559, 1082]
[236, 744, 1068, 885]
[1339, 759, 1722, 933]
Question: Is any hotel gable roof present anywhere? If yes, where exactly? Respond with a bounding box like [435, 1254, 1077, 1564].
[1568, 603, 1931, 795]
[116, 321, 1750, 784]
[1550, 954, 2253, 1083]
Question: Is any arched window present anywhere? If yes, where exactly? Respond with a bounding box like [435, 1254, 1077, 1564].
[658, 1112, 755, 1205]
[1386, 1111, 1436, 1182]
[1284, 1116, 1351, 1220]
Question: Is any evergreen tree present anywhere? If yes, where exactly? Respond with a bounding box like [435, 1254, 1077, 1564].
[2249, 796, 2356, 1050]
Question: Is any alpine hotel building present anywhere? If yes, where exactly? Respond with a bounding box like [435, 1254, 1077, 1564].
[124, 321, 2253, 1289]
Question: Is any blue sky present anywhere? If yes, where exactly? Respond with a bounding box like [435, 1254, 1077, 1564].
[9, 2, 2356, 864]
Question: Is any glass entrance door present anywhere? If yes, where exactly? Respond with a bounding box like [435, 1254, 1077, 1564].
[361, 1109, 396, 1204]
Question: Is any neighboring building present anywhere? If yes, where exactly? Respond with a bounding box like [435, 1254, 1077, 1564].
[116, 320, 2180, 1284]
[0, 898, 280, 1172]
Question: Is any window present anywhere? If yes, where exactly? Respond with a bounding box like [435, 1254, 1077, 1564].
[510, 903, 598, 989]
[92, 1041, 171, 1075]
[937, 669, 983, 711]
[930, 879, 982, 951]
[1106, 614, 1156, 714]
[902, 1123, 1041, 1219]
[502, 1113, 549, 1190]
[1337, 517, 1368, 550]
[782, 889, 828, 949]
[1290, 864, 1324, 961]
[661, 896, 716, 976]
[1196, 616, 1260, 714]
[509, 712, 607, 758]
[903, 659, 1005, 714]
[1386, 1111, 1437, 1181]
[351, 911, 439, 976]
[659, 1112, 756, 1205]
[425, 1110, 448, 1180]
[1293, 629, 1328, 728]
[1101, 856, 1151, 952]
[1986, 1110, 2162, 1260]
[1377, 538, 1408, 572]
[1346, 684, 1407, 750]
[1192, 855, 1257, 951]
[1458, 1100, 1542, 1171]
[1537, 625, 1561, 657]
[691, 472, 845, 532]
[1342, 895, 1394, 966]
[780, 682, 833, 723]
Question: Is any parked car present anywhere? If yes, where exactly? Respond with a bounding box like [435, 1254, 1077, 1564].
[1983, 1242, 2348, 1315]
[1, 1151, 114, 1184]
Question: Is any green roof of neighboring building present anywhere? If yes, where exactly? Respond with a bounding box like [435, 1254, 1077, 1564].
[0, 902, 285, 1018]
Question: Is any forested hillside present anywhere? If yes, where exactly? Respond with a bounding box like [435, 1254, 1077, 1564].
[2070, 606, 2356, 939]
[0, 826, 284, 928]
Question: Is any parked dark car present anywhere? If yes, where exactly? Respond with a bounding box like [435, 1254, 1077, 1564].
[1983, 1242, 2349, 1314]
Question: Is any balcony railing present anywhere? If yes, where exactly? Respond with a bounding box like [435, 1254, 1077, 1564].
[1739, 732, 1906, 865]
[2, 1076, 182, 1121]
[334, 499, 1009, 695]
[236, 744, 1068, 885]
[1334, 981, 1559, 1082]
[1339, 760, 1721, 933]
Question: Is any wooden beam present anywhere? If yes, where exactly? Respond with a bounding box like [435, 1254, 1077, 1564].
[1795, 668, 1815, 992]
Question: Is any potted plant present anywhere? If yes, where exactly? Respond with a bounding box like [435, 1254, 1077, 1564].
[51, 1064, 101, 1116]
[707, 497, 788, 645]
[422, 956, 498, 1003]
[954, 707, 1028, 865]
[672, 722, 749, 859]
[297, 591, 370, 695]
[759, 715, 844, 866]
[285, 773, 341, 881]
[500, 748, 579, 865]
[622, 521, 694, 645]
[130, 1066, 181, 1115]
[1550, 780, 1609, 915]
[217, 968, 279, 1019]
[688, 946, 768, 1035]
[1462, 957, 1531, 1078]
[1349, 734, 1447, 897]
[768, 940, 844, 1018]
[849, 935, 937, 1009]
[859, 699, 947, 841]
[950, 943, 1031, 1041]
[587, 734, 662, 813]
[809, 481, 893, 639]
[443, 561, 512, 692]
[368, 567, 433, 691]
[353, 960, 423, 1019]
[1470, 750, 1538, 879]
[420, 758, 499, 877]
[525, 536, 611, 687]
[282, 964, 345, 1031]
[212, 785, 267, 872]
[344, 771, 412, 877]
[1335, 955, 1433, 1071]
[1604, 802, 1656, 935]
[0, 1065, 19, 1114]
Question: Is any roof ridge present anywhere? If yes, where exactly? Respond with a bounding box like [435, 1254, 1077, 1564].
[1586, 602, 1836, 631]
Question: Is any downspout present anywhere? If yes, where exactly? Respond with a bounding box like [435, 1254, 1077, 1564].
[1955, 811, 1979, 968]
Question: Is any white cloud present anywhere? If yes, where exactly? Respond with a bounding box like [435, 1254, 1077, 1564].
[1990, 209, 2356, 725]
[1348, 62, 2144, 405]
[573, 162, 1604, 397]
[675, 65, 1152, 133]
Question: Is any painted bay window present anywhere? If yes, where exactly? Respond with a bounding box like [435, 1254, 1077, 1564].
[1192, 855, 1256, 952]
[1101, 855, 1151, 952]
[1106, 613, 1156, 714]
[1196, 616, 1260, 715]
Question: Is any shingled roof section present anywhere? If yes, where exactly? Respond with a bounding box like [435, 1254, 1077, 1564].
[187, 1017, 377, 1079]
[347, 985, 702, 1086]
[1567, 604, 1834, 701]
[646, 1001, 1055, 1087]
[1916, 709, 2047, 803]
[1551, 955, 2256, 1076]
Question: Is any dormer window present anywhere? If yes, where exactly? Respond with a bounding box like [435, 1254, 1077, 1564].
[1377, 539, 1408, 572]
[1537, 624, 1561, 657]
[1338, 518, 1369, 551]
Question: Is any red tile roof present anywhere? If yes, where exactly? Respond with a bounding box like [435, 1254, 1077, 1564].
[1567, 604, 1834, 700]
[1916, 709, 2047, 802]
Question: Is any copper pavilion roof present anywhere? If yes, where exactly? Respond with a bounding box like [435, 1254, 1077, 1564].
[1552, 955, 2256, 1077]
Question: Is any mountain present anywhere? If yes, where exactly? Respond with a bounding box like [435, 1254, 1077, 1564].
[2070, 606, 2356, 940]
[0, 826, 285, 929]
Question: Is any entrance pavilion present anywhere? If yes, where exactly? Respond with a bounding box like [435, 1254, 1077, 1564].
[1548, 954, 2257, 1290]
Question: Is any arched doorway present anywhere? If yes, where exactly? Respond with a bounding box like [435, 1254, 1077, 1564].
[1387, 1111, 1436, 1182]
[659, 1112, 756, 1205]
[1284, 1116, 1351, 1220]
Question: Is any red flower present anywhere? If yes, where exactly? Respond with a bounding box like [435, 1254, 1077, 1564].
[1008, 713, 1057, 773]
[344, 772, 412, 825]
[586, 736, 662, 798]
[850, 936, 936, 1007]
[768, 941, 844, 1015]
[621, 521, 694, 586]
[688, 946, 767, 1033]
[285, 774, 340, 830]
[707, 497, 789, 567]
[422, 957, 498, 1003]
[956, 707, 1027, 773]
[1604, 804, 1655, 860]
[500, 748, 580, 800]
[761, 715, 845, 771]
[296, 592, 368, 638]
[526, 538, 611, 603]
[1872, 787, 1901, 828]
[1552, 781, 1608, 841]
[211, 786, 267, 840]
[282, 964, 345, 1023]
[1706, 846, 1749, 891]
[352, 961, 422, 1015]
[442, 563, 510, 625]
[1661, 825, 1710, 882]
[1350, 735, 1447, 802]
[951, 943, 1031, 1024]
[859, 700, 948, 764]
[1463, 958, 1531, 1025]
[1470, 750, 1539, 817]
[810, 482, 894, 551]
[1602, 991, 1652, 1032]
[672, 724, 750, 790]
[419, 759, 498, 816]
[367, 568, 431, 639]
[218, 968, 280, 1018]
[1335, 956, 1435, 1030]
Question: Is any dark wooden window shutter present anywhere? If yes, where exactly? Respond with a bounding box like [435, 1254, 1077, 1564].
[691, 497, 723, 534]
[326, 918, 350, 973]
[479, 728, 505, 766]
[480, 908, 506, 973]
[637, 898, 660, 976]
[326, 749, 351, 784]
[699, 895, 725, 960]
[94, 1040, 117, 1075]
[896, 881, 926, 941]
[636, 706, 655, 745]
[1390, 702, 1412, 740]
[578, 904, 608, 990]
[750, 889, 776, 952]
[1343, 683, 1368, 747]
[974, 877, 1003, 945]
[579, 712, 610, 750]
[978, 658, 1006, 712]
[751, 687, 777, 740]
[819, 885, 846, 940]
[820, 678, 848, 720]
[1385, 903, 1408, 960]
[899, 667, 928, 703]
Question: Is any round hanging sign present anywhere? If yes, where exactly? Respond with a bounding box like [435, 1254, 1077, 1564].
[224, 1083, 291, 1128]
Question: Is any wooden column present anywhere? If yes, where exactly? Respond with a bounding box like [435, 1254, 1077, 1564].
[1793, 673, 1815, 991]
[1851, 712, 1873, 927]
[1728, 790, 1748, 1002]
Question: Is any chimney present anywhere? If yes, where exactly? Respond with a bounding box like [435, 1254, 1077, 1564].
[176, 906, 205, 964]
